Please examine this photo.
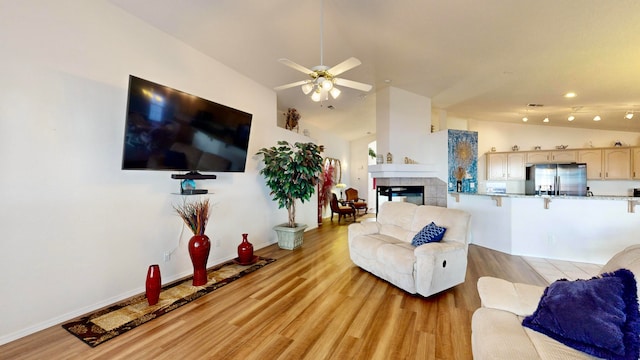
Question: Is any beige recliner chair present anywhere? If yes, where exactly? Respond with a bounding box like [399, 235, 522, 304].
[348, 201, 471, 297]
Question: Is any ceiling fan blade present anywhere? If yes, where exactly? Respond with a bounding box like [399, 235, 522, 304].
[278, 58, 315, 75]
[328, 57, 362, 76]
[274, 80, 310, 91]
[334, 78, 373, 92]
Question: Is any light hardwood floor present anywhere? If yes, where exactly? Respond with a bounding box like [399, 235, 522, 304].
[0, 217, 547, 360]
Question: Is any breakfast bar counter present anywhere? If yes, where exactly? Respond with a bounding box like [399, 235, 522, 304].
[447, 192, 640, 264]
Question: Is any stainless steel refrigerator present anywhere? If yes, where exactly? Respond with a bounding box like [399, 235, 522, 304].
[525, 163, 587, 196]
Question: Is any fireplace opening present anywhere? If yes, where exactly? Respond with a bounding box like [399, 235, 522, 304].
[376, 186, 425, 213]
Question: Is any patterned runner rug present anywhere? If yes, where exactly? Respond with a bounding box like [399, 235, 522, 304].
[61, 256, 275, 347]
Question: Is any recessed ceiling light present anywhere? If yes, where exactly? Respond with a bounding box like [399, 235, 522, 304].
[522, 117, 528, 122]
[593, 115, 601, 121]
[568, 115, 575, 121]
[564, 92, 577, 98]
[625, 111, 634, 119]
[543, 117, 549, 123]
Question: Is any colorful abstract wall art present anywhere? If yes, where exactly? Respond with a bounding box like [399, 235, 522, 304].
[448, 130, 478, 193]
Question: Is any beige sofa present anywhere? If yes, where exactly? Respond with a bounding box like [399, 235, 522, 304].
[472, 244, 640, 359]
[347, 202, 471, 297]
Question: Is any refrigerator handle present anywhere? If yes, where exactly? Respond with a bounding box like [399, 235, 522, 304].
[555, 175, 560, 195]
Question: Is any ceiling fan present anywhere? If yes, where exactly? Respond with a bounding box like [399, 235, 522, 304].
[274, 0, 372, 102]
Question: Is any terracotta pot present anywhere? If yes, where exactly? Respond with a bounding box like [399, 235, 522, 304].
[145, 264, 161, 306]
[237, 233, 254, 264]
[188, 235, 211, 286]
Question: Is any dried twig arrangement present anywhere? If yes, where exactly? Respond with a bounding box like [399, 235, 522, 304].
[174, 198, 210, 235]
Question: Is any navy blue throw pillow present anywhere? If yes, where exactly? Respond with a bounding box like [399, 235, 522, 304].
[522, 268, 640, 360]
[411, 222, 446, 246]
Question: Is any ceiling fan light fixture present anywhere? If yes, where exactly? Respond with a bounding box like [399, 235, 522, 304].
[321, 78, 333, 91]
[274, 0, 371, 101]
[311, 90, 322, 102]
[301, 83, 313, 95]
[330, 87, 341, 99]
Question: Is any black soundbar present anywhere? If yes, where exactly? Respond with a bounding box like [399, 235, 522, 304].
[171, 172, 217, 180]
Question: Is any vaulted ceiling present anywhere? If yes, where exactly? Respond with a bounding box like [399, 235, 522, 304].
[109, 0, 640, 140]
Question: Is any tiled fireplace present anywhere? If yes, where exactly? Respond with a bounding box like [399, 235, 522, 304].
[375, 177, 448, 211]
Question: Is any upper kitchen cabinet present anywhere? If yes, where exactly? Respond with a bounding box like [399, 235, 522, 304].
[551, 150, 577, 162]
[526, 152, 550, 163]
[632, 147, 640, 179]
[526, 150, 577, 163]
[603, 148, 631, 179]
[487, 152, 526, 180]
[578, 149, 603, 179]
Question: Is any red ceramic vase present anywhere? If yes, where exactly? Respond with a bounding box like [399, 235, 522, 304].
[237, 233, 254, 264]
[188, 235, 211, 286]
[145, 264, 161, 306]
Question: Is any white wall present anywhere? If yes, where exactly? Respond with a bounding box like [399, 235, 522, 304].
[0, 0, 330, 344]
[298, 121, 351, 219]
[470, 120, 640, 196]
[349, 134, 376, 206]
[376, 87, 432, 164]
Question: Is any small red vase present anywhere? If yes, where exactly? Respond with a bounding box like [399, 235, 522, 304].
[188, 235, 211, 286]
[145, 264, 161, 306]
[237, 233, 254, 264]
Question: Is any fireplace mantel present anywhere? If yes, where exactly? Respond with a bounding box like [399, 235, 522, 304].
[368, 164, 438, 178]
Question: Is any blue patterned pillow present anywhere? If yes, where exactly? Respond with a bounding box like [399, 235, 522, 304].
[523, 268, 640, 360]
[411, 222, 446, 246]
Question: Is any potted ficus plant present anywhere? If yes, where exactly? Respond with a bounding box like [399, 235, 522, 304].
[256, 140, 324, 249]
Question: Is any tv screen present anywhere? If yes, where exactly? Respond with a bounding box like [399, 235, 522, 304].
[121, 75, 252, 172]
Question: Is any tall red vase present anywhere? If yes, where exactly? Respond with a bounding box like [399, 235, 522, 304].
[237, 233, 254, 264]
[188, 235, 211, 286]
[145, 264, 161, 306]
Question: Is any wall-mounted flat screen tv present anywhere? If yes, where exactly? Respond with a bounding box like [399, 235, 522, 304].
[121, 75, 252, 173]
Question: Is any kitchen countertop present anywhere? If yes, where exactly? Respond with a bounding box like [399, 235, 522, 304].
[449, 192, 639, 201]
[447, 191, 640, 264]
